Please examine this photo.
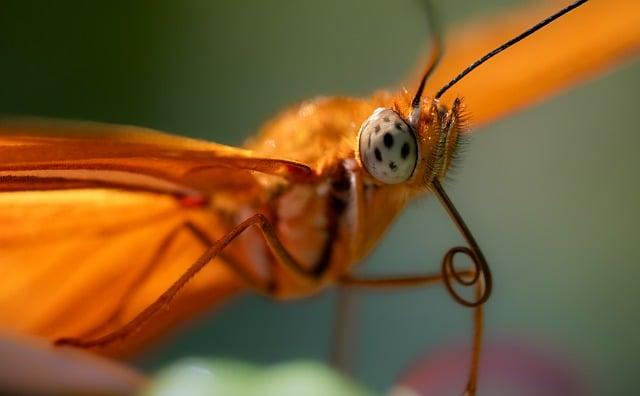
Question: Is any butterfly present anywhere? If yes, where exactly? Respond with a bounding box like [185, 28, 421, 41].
[0, 0, 638, 395]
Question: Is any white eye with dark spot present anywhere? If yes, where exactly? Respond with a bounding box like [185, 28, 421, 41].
[358, 108, 418, 184]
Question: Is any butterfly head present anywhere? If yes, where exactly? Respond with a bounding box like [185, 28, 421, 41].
[357, 97, 466, 190]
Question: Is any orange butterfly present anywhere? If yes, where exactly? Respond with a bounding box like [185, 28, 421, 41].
[0, 1, 638, 395]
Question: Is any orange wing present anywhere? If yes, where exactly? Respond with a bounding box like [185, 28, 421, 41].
[422, 0, 640, 127]
[0, 120, 318, 356]
[0, 189, 246, 357]
[0, 118, 314, 196]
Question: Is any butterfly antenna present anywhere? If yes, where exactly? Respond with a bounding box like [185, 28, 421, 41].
[435, 0, 589, 100]
[409, 0, 442, 127]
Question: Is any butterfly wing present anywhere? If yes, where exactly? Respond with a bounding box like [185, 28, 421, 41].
[0, 188, 249, 356]
[0, 119, 319, 356]
[423, 0, 640, 127]
[0, 118, 314, 196]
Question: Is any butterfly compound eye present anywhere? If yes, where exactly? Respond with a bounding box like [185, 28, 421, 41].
[358, 108, 418, 184]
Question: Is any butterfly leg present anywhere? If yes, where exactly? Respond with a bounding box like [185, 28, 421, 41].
[338, 178, 489, 396]
[339, 272, 482, 396]
[73, 220, 263, 340]
[55, 213, 323, 349]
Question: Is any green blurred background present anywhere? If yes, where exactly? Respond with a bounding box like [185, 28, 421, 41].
[1, 1, 638, 394]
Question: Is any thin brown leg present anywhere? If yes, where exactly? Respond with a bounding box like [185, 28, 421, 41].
[330, 287, 358, 377]
[75, 221, 262, 340]
[339, 270, 473, 288]
[339, 270, 482, 396]
[77, 222, 197, 339]
[55, 213, 323, 349]
[337, 180, 488, 395]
